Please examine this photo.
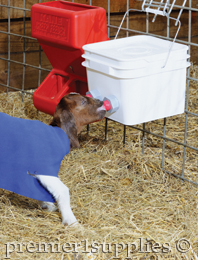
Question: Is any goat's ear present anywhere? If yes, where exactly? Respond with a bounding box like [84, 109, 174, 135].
[60, 110, 80, 148]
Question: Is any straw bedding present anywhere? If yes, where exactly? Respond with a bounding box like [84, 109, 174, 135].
[0, 66, 197, 260]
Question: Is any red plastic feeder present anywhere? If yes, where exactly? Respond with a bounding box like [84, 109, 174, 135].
[31, 1, 108, 115]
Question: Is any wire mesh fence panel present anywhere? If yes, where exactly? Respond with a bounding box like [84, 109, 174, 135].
[0, 0, 197, 184]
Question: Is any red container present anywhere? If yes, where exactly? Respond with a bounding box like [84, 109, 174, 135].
[31, 1, 108, 115]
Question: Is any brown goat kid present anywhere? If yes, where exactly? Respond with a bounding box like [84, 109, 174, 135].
[0, 93, 106, 226]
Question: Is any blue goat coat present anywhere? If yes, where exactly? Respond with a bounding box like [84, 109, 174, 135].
[0, 112, 70, 202]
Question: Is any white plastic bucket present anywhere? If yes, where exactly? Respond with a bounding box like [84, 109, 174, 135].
[82, 35, 190, 125]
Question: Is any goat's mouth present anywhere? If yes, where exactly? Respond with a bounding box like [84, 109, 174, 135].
[97, 105, 106, 119]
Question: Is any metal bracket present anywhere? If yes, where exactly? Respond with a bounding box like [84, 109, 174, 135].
[115, 0, 187, 68]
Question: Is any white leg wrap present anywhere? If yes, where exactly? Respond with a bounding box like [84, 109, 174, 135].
[36, 175, 78, 225]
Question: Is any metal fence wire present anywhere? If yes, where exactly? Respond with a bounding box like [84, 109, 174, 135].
[0, 0, 197, 185]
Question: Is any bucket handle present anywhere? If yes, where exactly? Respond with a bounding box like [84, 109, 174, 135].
[115, 4, 183, 68]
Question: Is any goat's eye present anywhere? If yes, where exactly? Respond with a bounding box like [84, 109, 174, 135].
[81, 99, 87, 106]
